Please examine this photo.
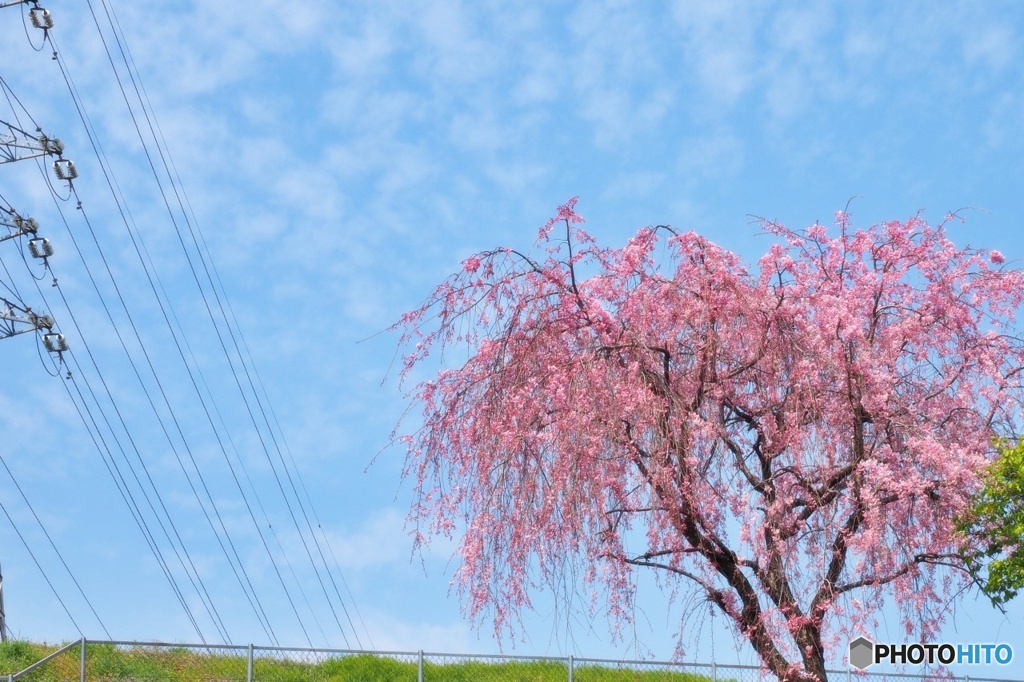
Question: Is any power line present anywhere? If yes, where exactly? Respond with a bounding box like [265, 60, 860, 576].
[0, 452, 111, 639]
[8, 13, 289, 644]
[39, 175, 234, 644]
[59, 352, 209, 642]
[0, 499, 83, 638]
[3, 71, 229, 640]
[78, 0, 369, 647]
[0, 53, 83, 640]
[92, 0, 373, 646]
[1, 2, 372, 648]
[40, 19, 318, 646]
[44, 29, 298, 647]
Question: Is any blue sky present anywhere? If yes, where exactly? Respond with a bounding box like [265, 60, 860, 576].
[1, 0, 1023, 677]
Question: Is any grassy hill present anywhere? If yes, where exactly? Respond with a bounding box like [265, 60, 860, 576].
[0, 640, 728, 682]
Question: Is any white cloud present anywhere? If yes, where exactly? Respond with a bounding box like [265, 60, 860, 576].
[357, 611, 477, 653]
[670, 0, 763, 111]
[321, 507, 413, 571]
[963, 24, 1017, 72]
[566, 4, 680, 148]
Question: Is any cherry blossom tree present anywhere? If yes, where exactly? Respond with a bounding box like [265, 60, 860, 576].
[393, 199, 1024, 681]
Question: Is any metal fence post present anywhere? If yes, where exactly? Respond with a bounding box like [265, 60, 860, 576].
[418, 650, 424, 682]
[79, 637, 86, 682]
[246, 644, 254, 682]
[711, 661, 717, 682]
[568, 655, 573, 682]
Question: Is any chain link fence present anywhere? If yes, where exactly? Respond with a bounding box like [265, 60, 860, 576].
[1, 640, 1020, 682]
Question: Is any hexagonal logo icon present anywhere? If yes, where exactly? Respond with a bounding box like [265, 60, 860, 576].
[849, 636, 875, 670]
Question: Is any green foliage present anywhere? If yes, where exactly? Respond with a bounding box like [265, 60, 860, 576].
[316, 653, 417, 681]
[572, 665, 733, 682]
[0, 641, 77, 682]
[0, 641, 725, 682]
[958, 440, 1024, 607]
[0, 640, 58, 674]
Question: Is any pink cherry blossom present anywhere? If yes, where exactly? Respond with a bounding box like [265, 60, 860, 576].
[392, 200, 1024, 682]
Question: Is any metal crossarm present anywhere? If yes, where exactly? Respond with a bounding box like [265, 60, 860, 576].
[0, 296, 53, 339]
[0, 118, 64, 165]
[0, 205, 39, 243]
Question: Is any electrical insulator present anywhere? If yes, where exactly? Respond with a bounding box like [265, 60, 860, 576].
[30, 313, 55, 329]
[12, 216, 39, 234]
[28, 237, 53, 259]
[41, 136, 64, 156]
[43, 333, 68, 353]
[29, 7, 53, 29]
[53, 159, 78, 181]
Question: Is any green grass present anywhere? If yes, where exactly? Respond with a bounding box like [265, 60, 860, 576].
[0, 641, 61, 674]
[0, 640, 728, 682]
